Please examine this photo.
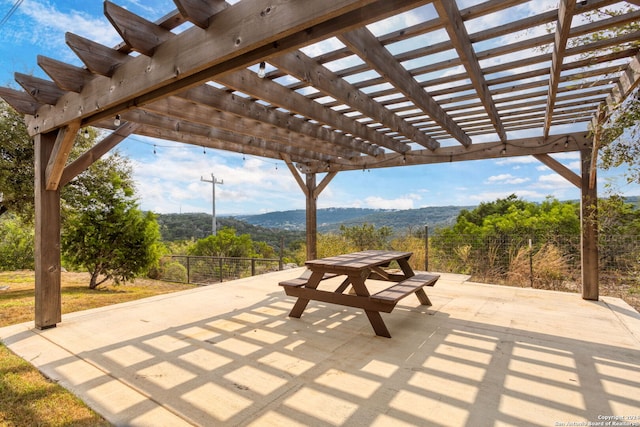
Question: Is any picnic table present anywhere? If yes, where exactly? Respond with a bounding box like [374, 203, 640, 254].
[279, 250, 439, 337]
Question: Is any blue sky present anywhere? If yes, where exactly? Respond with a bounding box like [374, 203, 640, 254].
[1, 0, 639, 215]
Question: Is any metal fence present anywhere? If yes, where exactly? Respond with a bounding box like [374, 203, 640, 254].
[157, 255, 283, 285]
[423, 233, 640, 290]
[155, 234, 639, 290]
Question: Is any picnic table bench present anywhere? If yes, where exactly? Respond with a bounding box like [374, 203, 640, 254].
[279, 250, 439, 337]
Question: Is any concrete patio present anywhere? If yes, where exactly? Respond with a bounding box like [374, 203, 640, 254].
[1, 268, 640, 427]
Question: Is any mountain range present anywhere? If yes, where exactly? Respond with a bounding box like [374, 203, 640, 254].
[235, 206, 471, 232]
[156, 205, 471, 243]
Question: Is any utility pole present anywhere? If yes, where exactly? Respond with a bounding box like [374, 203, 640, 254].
[201, 174, 223, 235]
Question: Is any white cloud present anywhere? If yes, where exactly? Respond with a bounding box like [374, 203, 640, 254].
[495, 156, 538, 166]
[367, 4, 435, 37]
[535, 173, 576, 190]
[363, 194, 421, 210]
[468, 190, 546, 203]
[486, 174, 530, 185]
[128, 142, 301, 214]
[19, 0, 120, 48]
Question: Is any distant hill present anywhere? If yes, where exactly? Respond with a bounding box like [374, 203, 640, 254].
[236, 205, 472, 233]
[156, 213, 304, 248]
[158, 196, 639, 244]
[156, 205, 472, 244]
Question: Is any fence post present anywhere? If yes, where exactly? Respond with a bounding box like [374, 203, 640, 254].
[529, 238, 534, 288]
[251, 258, 256, 276]
[219, 258, 223, 283]
[186, 256, 191, 284]
[279, 237, 284, 271]
[424, 225, 429, 271]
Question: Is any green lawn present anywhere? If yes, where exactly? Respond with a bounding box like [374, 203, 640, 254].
[0, 271, 196, 426]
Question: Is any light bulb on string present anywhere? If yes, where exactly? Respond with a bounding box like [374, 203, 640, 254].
[258, 62, 266, 78]
[114, 114, 121, 126]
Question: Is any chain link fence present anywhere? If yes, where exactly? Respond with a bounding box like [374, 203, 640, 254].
[155, 256, 283, 285]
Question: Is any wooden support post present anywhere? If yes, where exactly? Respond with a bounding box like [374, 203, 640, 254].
[306, 173, 318, 261]
[580, 148, 599, 300]
[34, 131, 62, 329]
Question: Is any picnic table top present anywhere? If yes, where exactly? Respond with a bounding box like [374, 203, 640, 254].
[304, 250, 413, 273]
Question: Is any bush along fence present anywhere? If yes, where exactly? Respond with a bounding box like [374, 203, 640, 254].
[156, 255, 283, 285]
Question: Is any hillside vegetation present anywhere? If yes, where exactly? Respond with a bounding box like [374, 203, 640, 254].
[157, 205, 470, 243]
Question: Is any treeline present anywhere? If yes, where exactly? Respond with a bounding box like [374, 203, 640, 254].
[156, 213, 304, 249]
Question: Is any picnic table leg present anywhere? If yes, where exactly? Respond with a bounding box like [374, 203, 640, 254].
[397, 256, 415, 279]
[365, 310, 391, 338]
[349, 270, 392, 338]
[334, 277, 352, 294]
[288, 271, 324, 318]
[414, 288, 432, 306]
[289, 298, 310, 318]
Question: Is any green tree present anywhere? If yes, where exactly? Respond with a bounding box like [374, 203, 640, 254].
[62, 154, 162, 289]
[431, 196, 580, 279]
[570, 5, 640, 184]
[339, 223, 392, 250]
[188, 228, 256, 258]
[0, 213, 34, 270]
[0, 102, 34, 220]
[2, 102, 162, 287]
[597, 194, 640, 274]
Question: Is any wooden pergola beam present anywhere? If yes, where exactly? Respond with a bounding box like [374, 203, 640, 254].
[45, 121, 81, 190]
[27, 0, 423, 135]
[544, 0, 576, 138]
[178, 85, 381, 157]
[116, 116, 330, 163]
[140, 97, 358, 159]
[174, 0, 228, 29]
[216, 70, 397, 153]
[37, 56, 93, 93]
[298, 132, 591, 173]
[270, 51, 417, 153]
[427, 1, 507, 141]
[60, 122, 140, 187]
[0, 87, 40, 115]
[15, 73, 65, 106]
[105, 1, 173, 56]
[533, 153, 581, 188]
[339, 28, 468, 148]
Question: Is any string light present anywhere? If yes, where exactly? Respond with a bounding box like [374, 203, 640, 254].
[153, 144, 157, 155]
[500, 144, 507, 156]
[84, 128, 89, 137]
[258, 62, 266, 78]
[114, 114, 121, 126]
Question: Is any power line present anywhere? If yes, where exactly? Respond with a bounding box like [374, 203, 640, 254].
[0, 0, 24, 28]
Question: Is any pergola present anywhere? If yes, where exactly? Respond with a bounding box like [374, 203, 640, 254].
[1, 0, 639, 329]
